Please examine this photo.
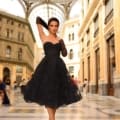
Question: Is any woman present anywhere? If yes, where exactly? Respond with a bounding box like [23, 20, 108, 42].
[23, 17, 82, 120]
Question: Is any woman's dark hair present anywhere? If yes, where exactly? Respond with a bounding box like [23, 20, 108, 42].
[48, 17, 59, 26]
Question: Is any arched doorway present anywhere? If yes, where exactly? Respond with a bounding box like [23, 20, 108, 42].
[3, 67, 11, 86]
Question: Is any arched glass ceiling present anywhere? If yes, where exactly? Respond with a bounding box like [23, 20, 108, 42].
[29, 3, 65, 25]
[0, 0, 81, 19]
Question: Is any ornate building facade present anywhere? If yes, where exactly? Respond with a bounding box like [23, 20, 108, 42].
[0, 11, 35, 87]
[78, 0, 120, 97]
[61, 18, 81, 81]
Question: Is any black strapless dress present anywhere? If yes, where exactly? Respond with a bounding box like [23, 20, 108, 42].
[23, 42, 82, 108]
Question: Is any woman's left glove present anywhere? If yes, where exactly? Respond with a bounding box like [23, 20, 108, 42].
[36, 16, 48, 30]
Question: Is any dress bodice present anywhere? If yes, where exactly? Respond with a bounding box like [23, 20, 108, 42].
[43, 42, 61, 57]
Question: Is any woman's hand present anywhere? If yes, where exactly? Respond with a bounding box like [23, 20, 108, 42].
[36, 17, 41, 24]
[36, 17, 48, 30]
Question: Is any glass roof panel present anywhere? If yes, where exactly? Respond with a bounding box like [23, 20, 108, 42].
[29, 4, 65, 25]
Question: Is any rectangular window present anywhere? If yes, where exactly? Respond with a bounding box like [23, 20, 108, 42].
[86, 29, 90, 40]
[18, 23, 21, 27]
[16, 75, 22, 84]
[69, 49, 74, 59]
[88, 56, 90, 80]
[105, 0, 113, 24]
[69, 66, 74, 74]
[6, 29, 13, 38]
[10, 30, 13, 38]
[7, 19, 10, 24]
[86, 28, 90, 46]
[18, 32, 24, 41]
[72, 33, 74, 41]
[95, 48, 100, 80]
[107, 35, 116, 72]
[95, 48, 100, 93]
[81, 38, 84, 53]
[94, 13, 99, 37]
[106, 35, 115, 94]
[6, 46, 11, 58]
[11, 21, 14, 25]
[68, 33, 71, 41]
[6, 28, 10, 38]
[105, 0, 113, 16]
[21, 32, 24, 41]
[18, 32, 20, 41]
[16, 66, 23, 73]
[87, 56, 90, 92]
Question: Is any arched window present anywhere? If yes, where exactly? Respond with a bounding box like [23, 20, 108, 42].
[6, 46, 11, 58]
[72, 32, 74, 40]
[68, 33, 71, 41]
[18, 32, 24, 42]
[6, 28, 10, 38]
[69, 49, 74, 59]
[18, 48, 22, 60]
[69, 66, 74, 74]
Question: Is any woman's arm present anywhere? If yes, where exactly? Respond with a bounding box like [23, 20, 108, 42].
[59, 39, 67, 57]
[36, 17, 48, 42]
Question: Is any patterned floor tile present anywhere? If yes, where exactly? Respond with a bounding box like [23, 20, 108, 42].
[0, 90, 120, 120]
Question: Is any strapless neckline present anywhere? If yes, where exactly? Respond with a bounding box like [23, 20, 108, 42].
[43, 41, 60, 46]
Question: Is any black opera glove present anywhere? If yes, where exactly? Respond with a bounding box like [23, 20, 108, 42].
[60, 39, 67, 57]
[36, 16, 48, 30]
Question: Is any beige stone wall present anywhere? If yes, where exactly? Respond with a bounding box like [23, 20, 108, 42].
[61, 18, 81, 81]
[34, 44, 44, 70]
[114, 0, 120, 79]
[78, 0, 120, 97]
[0, 11, 35, 87]
[79, 0, 101, 84]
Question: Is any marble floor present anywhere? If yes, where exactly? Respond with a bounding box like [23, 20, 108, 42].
[0, 89, 120, 120]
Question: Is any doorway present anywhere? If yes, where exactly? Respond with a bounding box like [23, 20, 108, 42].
[106, 35, 115, 96]
[95, 48, 100, 93]
[3, 67, 11, 85]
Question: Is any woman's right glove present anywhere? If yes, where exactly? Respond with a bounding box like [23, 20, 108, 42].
[59, 39, 67, 57]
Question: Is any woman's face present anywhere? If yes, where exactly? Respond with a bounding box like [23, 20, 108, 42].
[48, 21, 59, 34]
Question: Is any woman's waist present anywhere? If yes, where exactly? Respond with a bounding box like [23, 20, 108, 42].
[45, 53, 60, 57]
